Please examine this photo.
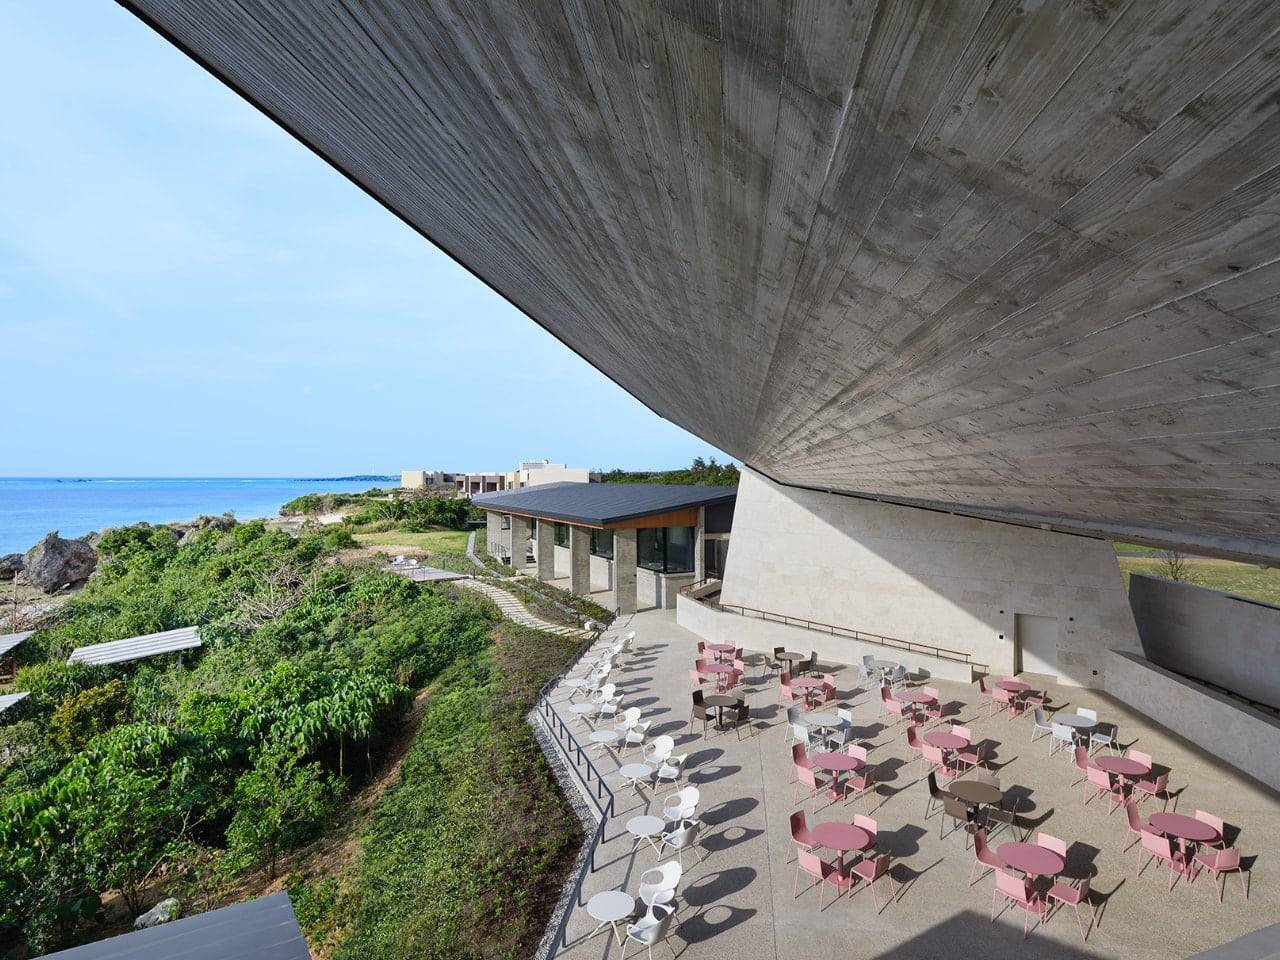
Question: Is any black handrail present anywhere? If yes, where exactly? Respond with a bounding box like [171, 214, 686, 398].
[679, 578, 986, 669]
[535, 635, 617, 958]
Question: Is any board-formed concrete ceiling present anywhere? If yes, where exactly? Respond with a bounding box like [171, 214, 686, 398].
[122, 0, 1280, 562]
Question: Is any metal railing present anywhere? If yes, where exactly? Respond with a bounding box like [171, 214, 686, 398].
[535, 637, 616, 958]
[679, 577, 985, 669]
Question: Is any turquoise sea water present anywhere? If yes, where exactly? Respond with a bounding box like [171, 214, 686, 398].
[0, 477, 394, 555]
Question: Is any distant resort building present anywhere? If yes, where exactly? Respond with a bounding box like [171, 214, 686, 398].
[401, 460, 597, 496]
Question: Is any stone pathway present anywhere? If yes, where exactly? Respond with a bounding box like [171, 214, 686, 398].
[458, 578, 590, 638]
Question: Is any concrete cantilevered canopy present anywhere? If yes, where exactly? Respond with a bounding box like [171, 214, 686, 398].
[121, 1, 1280, 562]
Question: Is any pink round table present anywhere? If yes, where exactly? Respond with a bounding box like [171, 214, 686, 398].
[899, 690, 936, 704]
[791, 676, 825, 704]
[997, 679, 1031, 693]
[811, 821, 873, 868]
[1150, 812, 1219, 852]
[998, 842, 1065, 877]
[925, 731, 967, 750]
[812, 751, 865, 800]
[700, 663, 733, 675]
[707, 643, 734, 653]
[1094, 756, 1150, 780]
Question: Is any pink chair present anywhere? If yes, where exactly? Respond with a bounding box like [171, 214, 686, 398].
[694, 657, 710, 674]
[853, 813, 878, 849]
[794, 849, 851, 907]
[1048, 877, 1094, 942]
[779, 676, 798, 703]
[1036, 832, 1067, 858]
[905, 723, 925, 772]
[922, 743, 958, 780]
[818, 682, 836, 705]
[788, 809, 817, 863]
[1137, 830, 1192, 891]
[1133, 771, 1171, 810]
[1084, 766, 1124, 813]
[976, 676, 995, 714]
[789, 742, 810, 783]
[845, 743, 868, 763]
[688, 669, 706, 691]
[1070, 745, 1091, 786]
[849, 853, 897, 912]
[1127, 748, 1153, 767]
[843, 766, 877, 811]
[991, 686, 1013, 716]
[1122, 801, 1146, 850]
[956, 739, 986, 773]
[793, 765, 830, 811]
[1193, 846, 1249, 902]
[696, 641, 706, 656]
[951, 724, 972, 743]
[1193, 810, 1225, 848]
[1022, 688, 1047, 713]
[991, 868, 1047, 938]
[922, 686, 946, 724]
[970, 827, 1004, 886]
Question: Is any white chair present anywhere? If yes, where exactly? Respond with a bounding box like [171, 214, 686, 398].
[598, 695, 623, 721]
[644, 735, 675, 767]
[591, 682, 617, 706]
[622, 720, 652, 753]
[1077, 707, 1098, 723]
[659, 819, 706, 867]
[1049, 722, 1074, 757]
[655, 752, 688, 789]
[663, 786, 699, 824]
[790, 722, 815, 750]
[617, 707, 642, 730]
[637, 861, 682, 908]
[1089, 721, 1119, 756]
[1030, 707, 1053, 742]
[623, 903, 676, 960]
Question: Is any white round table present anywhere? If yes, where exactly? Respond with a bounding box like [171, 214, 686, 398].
[627, 814, 666, 855]
[570, 703, 599, 723]
[1055, 712, 1097, 730]
[589, 729, 619, 754]
[586, 890, 635, 946]
[803, 711, 840, 728]
[619, 762, 653, 793]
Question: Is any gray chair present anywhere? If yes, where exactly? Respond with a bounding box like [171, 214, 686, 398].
[1030, 707, 1053, 742]
[941, 795, 975, 844]
[1049, 721, 1075, 757]
[1089, 721, 1119, 755]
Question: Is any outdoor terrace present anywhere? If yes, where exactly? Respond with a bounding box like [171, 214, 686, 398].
[541, 608, 1278, 959]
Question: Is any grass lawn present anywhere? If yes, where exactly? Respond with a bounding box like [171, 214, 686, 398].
[1117, 556, 1280, 606]
[354, 530, 470, 552]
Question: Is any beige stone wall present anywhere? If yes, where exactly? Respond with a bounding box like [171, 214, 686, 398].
[720, 469, 1142, 687]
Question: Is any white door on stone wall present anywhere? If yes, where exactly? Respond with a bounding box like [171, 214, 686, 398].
[1015, 614, 1058, 678]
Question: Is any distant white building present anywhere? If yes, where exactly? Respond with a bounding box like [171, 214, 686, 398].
[401, 460, 597, 495]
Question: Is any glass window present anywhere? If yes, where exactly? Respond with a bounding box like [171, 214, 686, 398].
[665, 526, 694, 573]
[634, 527, 695, 573]
[500, 514, 510, 530]
[554, 523, 569, 547]
[591, 528, 614, 559]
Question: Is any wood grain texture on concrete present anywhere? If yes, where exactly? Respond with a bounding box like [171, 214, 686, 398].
[121, 0, 1280, 561]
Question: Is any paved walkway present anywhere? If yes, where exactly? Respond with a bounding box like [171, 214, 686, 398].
[458, 578, 591, 638]
[545, 608, 1279, 960]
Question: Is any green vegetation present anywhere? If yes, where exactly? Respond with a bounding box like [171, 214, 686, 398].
[303, 622, 582, 960]
[510, 576, 612, 624]
[1117, 555, 1280, 606]
[600, 455, 738, 486]
[0, 519, 508, 954]
[281, 490, 393, 516]
[354, 530, 470, 553]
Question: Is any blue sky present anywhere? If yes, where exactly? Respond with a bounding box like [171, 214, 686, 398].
[0, 2, 726, 477]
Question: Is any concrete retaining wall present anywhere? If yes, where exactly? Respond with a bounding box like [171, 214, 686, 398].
[1105, 650, 1280, 792]
[720, 469, 1142, 687]
[676, 594, 977, 684]
[1129, 574, 1280, 708]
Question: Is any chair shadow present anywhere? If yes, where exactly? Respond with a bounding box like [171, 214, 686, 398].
[890, 857, 944, 902]
[703, 796, 759, 826]
[1090, 878, 1125, 929]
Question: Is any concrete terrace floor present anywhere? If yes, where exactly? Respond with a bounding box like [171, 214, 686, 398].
[546, 607, 1279, 960]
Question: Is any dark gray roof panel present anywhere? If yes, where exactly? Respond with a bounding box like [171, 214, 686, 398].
[472, 483, 736, 526]
[41, 892, 311, 960]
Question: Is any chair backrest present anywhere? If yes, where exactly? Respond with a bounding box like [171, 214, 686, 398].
[789, 809, 809, 841]
[598, 682, 616, 700]
[906, 724, 922, 749]
[781, 671, 791, 684]
[735, 703, 750, 723]
[733, 658, 746, 671]
[649, 735, 675, 762]
[853, 814, 877, 835]
[846, 743, 868, 762]
[863, 654, 875, 667]
[797, 765, 820, 789]
[863, 853, 891, 880]
[638, 862, 683, 905]
[630, 903, 674, 945]
[1128, 749, 1153, 767]
[977, 676, 988, 693]
[1148, 772, 1169, 791]
[952, 724, 972, 741]
[696, 641, 705, 653]
[1125, 801, 1143, 831]
[809, 649, 818, 665]
[1140, 829, 1171, 859]
[791, 742, 809, 766]
[621, 707, 642, 727]
[995, 869, 1031, 904]
[1034, 707, 1049, 726]
[791, 722, 811, 744]
[927, 771, 941, 798]
[837, 707, 853, 724]
[942, 795, 972, 822]
[1051, 722, 1073, 741]
[688, 669, 704, 688]
[1086, 766, 1111, 789]
[1078, 707, 1098, 722]
[1211, 847, 1241, 870]
[924, 686, 940, 699]
[666, 819, 700, 849]
[923, 744, 945, 765]
[1074, 745, 1089, 770]
[691, 702, 709, 721]
[691, 689, 704, 706]
[973, 768, 1000, 789]
[774, 646, 785, 657]
[1194, 810, 1224, 836]
[880, 684, 892, 701]
[822, 673, 836, 686]
[1036, 833, 1067, 857]
[787, 706, 801, 725]
[796, 848, 825, 878]
[973, 827, 991, 857]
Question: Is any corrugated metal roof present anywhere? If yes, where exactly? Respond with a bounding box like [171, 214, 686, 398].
[0, 692, 29, 714]
[67, 626, 202, 666]
[0, 630, 33, 658]
[41, 891, 311, 960]
[472, 482, 736, 526]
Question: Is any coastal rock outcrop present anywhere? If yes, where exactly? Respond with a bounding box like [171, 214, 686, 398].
[176, 513, 236, 544]
[0, 554, 22, 581]
[134, 898, 181, 929]
[22, 532, 98, 593]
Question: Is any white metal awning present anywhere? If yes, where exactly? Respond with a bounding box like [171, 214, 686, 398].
[67, 626, 201, 666]
[0, 631, 33, 658]
[0, 692, 29, 713]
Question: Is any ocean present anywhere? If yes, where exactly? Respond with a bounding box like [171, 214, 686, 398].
[0, 477, 394, 555]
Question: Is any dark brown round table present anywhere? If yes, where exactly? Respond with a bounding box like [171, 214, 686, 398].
[777, 651, 806, 667]
[947, 779, 1003, 808]
[703, 694, 740, 728]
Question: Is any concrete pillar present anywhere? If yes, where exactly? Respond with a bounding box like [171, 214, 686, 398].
[614, 528, 637, 614]
[694, 506, 706, 581]
[509, 516, 530, 571]
[485, 512, 501, 559]
[536, 519, 555, 581]
[570, 526, 591, 595]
